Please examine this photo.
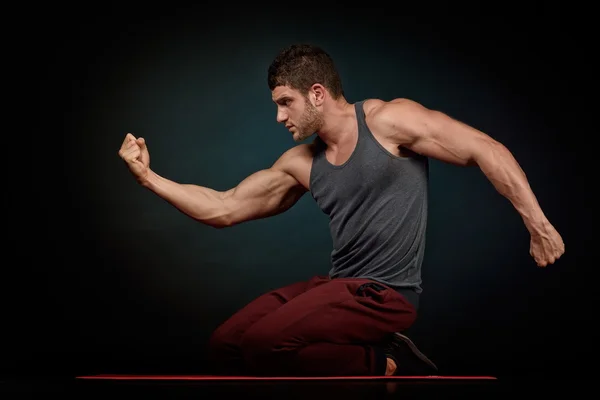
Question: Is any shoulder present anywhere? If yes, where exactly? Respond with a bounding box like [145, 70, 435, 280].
[272, 143, 315, 190]
[275, 142, 316, 165]
[363, 98, 429, 125]
[362, 98, 435, 143]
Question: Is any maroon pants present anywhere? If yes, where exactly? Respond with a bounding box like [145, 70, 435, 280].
[207, 275, 417, 376]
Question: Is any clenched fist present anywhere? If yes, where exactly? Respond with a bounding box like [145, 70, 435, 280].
[118, 133, 150, 184]
[529, 220, 565, 267]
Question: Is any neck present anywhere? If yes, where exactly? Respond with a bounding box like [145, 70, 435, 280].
[315, 97, 356, 148]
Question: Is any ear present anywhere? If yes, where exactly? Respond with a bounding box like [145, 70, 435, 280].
[310, 84, 326, 106]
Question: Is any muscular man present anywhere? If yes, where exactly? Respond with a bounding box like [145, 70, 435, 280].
[118, 44, 564, 377]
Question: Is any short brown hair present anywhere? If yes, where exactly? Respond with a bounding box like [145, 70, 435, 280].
[267, 44, 344, 99]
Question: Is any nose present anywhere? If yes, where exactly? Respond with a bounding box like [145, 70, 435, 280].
[276, 109, 287, 124]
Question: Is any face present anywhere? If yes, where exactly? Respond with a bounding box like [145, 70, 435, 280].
[272, 85, 324, 142]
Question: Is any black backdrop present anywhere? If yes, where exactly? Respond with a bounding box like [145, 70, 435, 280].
[5, 6, 593, 381]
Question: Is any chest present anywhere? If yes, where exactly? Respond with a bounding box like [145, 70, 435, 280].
[311, 149, 403, 216]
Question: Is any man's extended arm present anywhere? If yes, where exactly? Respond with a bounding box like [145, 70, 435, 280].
[119, 133, 307, 228]
[142, 168, 306, 228]
[373, 99, 565, 267]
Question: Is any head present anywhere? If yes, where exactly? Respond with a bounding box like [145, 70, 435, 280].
[268, 44, 344, 141]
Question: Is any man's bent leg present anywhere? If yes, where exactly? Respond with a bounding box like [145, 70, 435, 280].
[240, 278, 416, 376]
[206, 275, 329, 374]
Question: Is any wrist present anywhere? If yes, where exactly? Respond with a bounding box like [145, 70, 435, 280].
[140, 169, 158, 189]
[524, 212, 549, 235]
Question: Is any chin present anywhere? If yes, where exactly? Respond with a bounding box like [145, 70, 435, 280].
[293, 132, 309, 142]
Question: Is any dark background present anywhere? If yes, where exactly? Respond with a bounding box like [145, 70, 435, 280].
[5, 6, 592, 382]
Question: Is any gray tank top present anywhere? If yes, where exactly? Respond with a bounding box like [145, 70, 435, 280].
[309, 100, 429, 301]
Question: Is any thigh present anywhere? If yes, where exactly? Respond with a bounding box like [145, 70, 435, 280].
[212, 275, 329, 336]
[243, 278, 416, 347]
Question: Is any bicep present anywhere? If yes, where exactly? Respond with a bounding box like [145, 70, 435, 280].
[221, 168, 306, 226]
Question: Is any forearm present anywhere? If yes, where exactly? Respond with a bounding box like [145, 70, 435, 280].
[476, 142, 547, 234]
[142, 169, 228, 228]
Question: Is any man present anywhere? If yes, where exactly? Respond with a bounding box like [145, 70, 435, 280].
[118, 44, 564, 377]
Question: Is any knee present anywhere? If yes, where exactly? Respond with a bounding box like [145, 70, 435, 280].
[206, 324, 236, 361]
[240, 328, 286, 368]
[239, 329, 272, 358]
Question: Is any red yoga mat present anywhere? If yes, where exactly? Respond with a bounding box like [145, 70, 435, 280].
[77, 374, 497, 381]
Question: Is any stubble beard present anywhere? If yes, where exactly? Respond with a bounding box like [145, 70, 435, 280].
[294, 101, 324, 142]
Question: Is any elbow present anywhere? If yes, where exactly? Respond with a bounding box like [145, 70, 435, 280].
[214, 216, 235, 229]
[205, 214, 236, 229]
[211, 203, 241, 228]
[464, 156, 479, 167]
[206, 220, 229, 229]
[192, 217, 229, 229]
[203, 220, 232, 229]
[196, 209, 235, 229]
[206, 192, 236, 229]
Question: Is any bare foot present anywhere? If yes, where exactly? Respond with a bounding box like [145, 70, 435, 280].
[385, 357, 397, 376]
